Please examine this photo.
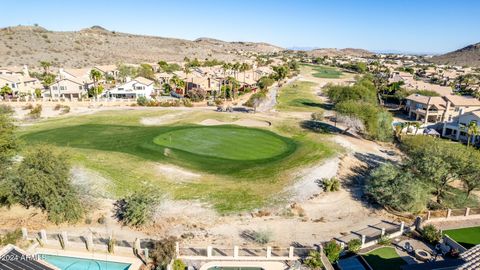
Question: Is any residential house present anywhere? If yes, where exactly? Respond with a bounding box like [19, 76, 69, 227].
[107, 77, 154, 99]
[46, 78, 90, 99]
[93, 65, 119, 81]
[405, 94, 480, 124]
[405, 94, 447, 124]
[0, 74, 41, 97]
[442, 110, 480, 144]
[0, 65, 29, 76]
[58, 68, 92, 82]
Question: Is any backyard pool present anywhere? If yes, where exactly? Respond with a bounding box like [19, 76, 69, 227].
[40, 254, 131, 270]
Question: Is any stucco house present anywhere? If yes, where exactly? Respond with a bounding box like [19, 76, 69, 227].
[44, 78, 90, 100]
[107, 76, 154, 99]
[442, 110, 480, 144]
[405, 94, 480, 124]
[0, 74, 41, 97]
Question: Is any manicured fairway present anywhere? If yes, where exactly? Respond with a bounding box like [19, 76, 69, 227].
[154, 126, 290, 160]
[302, 64, 343, 78]
[443, 226, 480, 249]
[362, 247, 405, 270]
[276, 81, 323, 112]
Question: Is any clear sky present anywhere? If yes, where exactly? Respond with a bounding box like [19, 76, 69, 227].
[1, 0, 479, 54]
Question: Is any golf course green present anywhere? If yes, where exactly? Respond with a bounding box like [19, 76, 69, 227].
[153, 126, 290, 161]
[22, 124, 296, 174]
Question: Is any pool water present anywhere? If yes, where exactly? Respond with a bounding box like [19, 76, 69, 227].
[40, 254, 131, 270]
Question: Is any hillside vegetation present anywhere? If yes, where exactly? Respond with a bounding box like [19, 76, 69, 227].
[0, 25, 283, 68]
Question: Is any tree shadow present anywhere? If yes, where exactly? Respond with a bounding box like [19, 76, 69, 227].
[301, 101, 333, 110]
[300, 120, 343, 134]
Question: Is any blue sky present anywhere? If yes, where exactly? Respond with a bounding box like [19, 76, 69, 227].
[1, 0, 479, 54]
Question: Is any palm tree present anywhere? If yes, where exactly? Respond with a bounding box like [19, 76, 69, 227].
[89, 69, 103, 100]
[232, 62, 241, 80]
[40, 61, 51, 74]
[221, 63, 232, 101]
[240, 63, 250, 85]
[183, 65, 191, 96]
[466, 121, 479, 147]
[169, 75, 185, 93]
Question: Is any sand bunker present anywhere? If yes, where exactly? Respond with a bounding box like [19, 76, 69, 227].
[141, 111, 189, 125]
[199, 118, 271, 127]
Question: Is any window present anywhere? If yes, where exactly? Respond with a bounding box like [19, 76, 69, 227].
[79, 86, 83, 90]
[135, 86, 144, 90]
[60, 86, 66, 91]
[53, 86, 58, 90]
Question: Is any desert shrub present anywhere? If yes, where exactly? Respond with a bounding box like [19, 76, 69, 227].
[137, 96, 148, 106]
[0, 104, 13, 114]
[0, 229, 22, 246]
[28, 104, 42, 119]
[311, 111, 324, 121]
[172, 259, 186, 270]
[378, 235, 391, 246]
[151, 237, 177, 270]
[187, 88, 206, 102]
[115, 190, 160, 227]
[23, 103, 33, 110]
[323, 240, 342, 263]
[61, 105, 70, 114]
[252, 229, 272, 244]
[214, 99, 224, 106]
[303, 250, 324, 270]
[182, 98, 193, 107]
[54, 104, 62, 110]
[421, 224, 442, 244]
[347, 239, 362, 253]
[322, 177, 340, 192]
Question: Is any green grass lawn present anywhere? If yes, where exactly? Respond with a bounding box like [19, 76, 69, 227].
[19, 110, 337, 212]
[443, 226, 480, 249]
[276, 81, 325, 112]
[362, 247, 406, 270]
[301, 64, 343, 78]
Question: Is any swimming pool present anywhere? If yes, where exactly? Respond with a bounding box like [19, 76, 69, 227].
[40, 254, 131, 270]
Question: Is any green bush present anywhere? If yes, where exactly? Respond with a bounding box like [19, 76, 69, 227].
[0, 229, 23, 246]
[137, 96, 148, 106]
[252, 229, 272, 244]
[172, 259, 186, 270]
[28, 104, 42, 119]
[151, 237, 177, 270]
[323, 240, 342, 263]
[13, 146, 83, 224]
[115, 190, 160, 227]
[378, 235, 391, 246]
[347, 239, 362, 253]
[303, 250, 324, 269]
[322, 178, 340, 192]
[421, 225, 442, 244]
[311, 111, 324, 121]
[0, 104, 13, 114]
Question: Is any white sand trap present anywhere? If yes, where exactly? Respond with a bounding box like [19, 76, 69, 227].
[141, 111, 189, 126]
[287, 157, 341, 202]
[199, 118, 271, 127]
[155, 164, 200, 182]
